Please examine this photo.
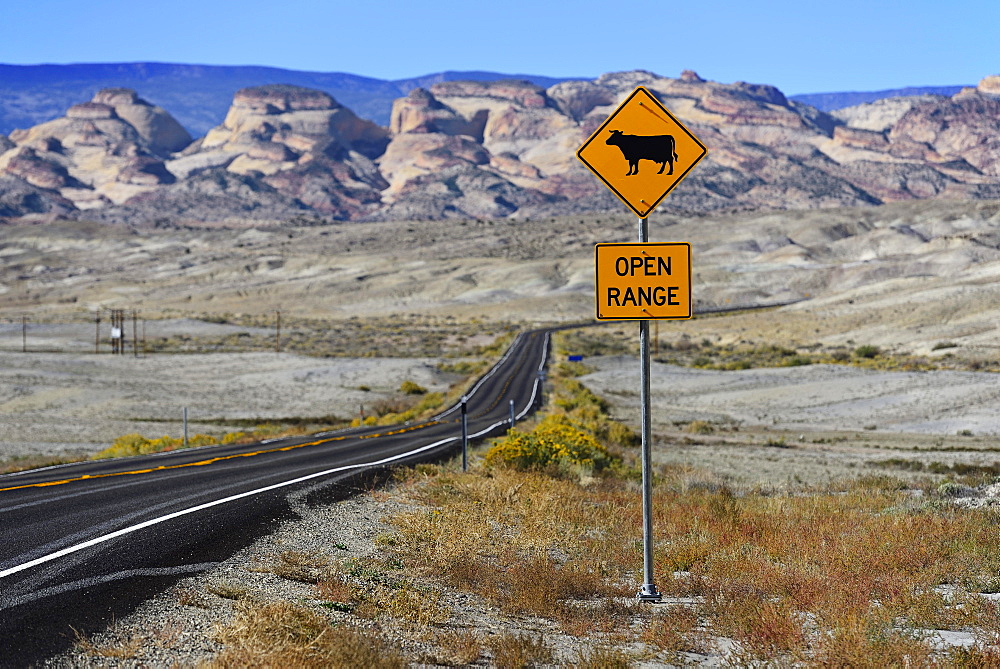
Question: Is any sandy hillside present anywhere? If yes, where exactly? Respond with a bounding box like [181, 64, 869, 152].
[3, 199, 1000, 462]
[1, 200, 999, 357]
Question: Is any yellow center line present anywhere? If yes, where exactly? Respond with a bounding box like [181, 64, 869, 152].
[0, 420, 442, 494]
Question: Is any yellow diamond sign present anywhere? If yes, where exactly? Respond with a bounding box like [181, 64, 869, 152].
[577, 86, 707, 218]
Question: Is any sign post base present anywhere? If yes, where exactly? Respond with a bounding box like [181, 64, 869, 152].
[637, 583, 663, 602]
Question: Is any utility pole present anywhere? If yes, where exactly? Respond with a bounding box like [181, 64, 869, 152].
[110, 309, 125, 355]
[95, 312, 101, 354]
[132, 310, 138, 358]
[275, 310, 281, 353]
[21, 315, 27, 353]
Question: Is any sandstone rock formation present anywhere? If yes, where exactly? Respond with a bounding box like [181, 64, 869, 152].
[830, 95, 945, 132]
[979, 75, 1000, 97]
[0, 88, 191, 212]
[164, 84, 390, 219]
[2, 71, 1000, 224]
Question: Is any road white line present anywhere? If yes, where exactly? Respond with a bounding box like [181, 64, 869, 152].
[0, 420, 510, 581]
[434, 332, 526, 420]
[2, 563, 219, 609]
[514, 332, 548, 421]
[0, 331, 547, 583]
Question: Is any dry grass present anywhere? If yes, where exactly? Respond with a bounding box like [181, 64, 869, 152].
[314, 577, 353, 605]
[175, 585, 212, 608]
[570, 322, 1000, 374]
[206, 580, 250, 601]
[73, 629, 144, 659]
[573, 644, 634, 668]
[145, 327, 1000, 666]
[381, 458, 1000, 663]
[212, 601, 403, 668]
[253, 550, 331, 584]
[145, 314, 518, 359]
[641, 605, 705, 654]
[485, 632, 553, 668]
[0, 453, 84, 474]
[389, 469, 618, 624]
[425, 629, 482, 665]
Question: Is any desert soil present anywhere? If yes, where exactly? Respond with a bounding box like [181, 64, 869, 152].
[6, 198, 1000, 664]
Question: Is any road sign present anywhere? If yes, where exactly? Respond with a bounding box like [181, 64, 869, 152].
[595, 242, 691, 320]
[577, 86, 707, 218]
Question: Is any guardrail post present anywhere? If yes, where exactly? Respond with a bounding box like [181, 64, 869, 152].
[461, 396, 468, 472]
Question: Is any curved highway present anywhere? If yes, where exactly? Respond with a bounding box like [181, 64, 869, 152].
[0, 328, 550, 662]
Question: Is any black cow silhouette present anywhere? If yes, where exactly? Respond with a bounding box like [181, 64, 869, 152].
[606, 129, 678, 176]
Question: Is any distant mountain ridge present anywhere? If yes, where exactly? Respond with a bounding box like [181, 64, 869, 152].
[0, 62, 971, 136]
[3, 68, 999, 224]
[0, 62, 578, 136]
[789, 86, 970, 111]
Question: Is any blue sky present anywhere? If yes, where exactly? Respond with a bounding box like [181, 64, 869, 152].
[2, 0, 997, 94]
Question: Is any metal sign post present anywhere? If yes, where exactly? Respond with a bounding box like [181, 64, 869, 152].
[577, 85, 707, 603]
[636, 217, 659, 602]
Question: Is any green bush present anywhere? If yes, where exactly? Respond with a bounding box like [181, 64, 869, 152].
[855, 345, 881, 359]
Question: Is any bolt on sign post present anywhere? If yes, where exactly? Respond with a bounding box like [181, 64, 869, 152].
[578, 86, 707, 602]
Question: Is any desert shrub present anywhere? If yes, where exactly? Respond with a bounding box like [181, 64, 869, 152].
[782, 355, 813, 367]
[484, 415, 614, 473]
[558, 360, 594, 377]
[486, 633, 552, 668]
[603, 419, 640, 448]
[187, 433, 217, 448]
[399, 380, 427, 395]
[212, 601, 403, 668]
[375, 392, 445, 426]
[553, 378, 608, 413]
[93, 426, 287, 459]
[97, 433, 148, 458]
[855, 344, 881, 359]
[92, 433, 191, 459]
[686, 420, 715, 435]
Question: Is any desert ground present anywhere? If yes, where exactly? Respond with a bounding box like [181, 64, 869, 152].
[5, 199, 1000, 463]
[6, 199, 1000, 665]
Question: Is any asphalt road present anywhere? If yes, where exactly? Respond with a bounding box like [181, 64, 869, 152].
[0, 328, 551, 664]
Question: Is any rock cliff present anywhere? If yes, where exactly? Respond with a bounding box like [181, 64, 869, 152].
[0, 88, 191, 211]
[1, 71, 999, 224]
